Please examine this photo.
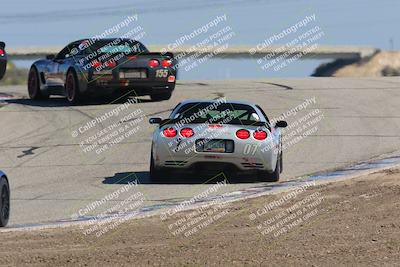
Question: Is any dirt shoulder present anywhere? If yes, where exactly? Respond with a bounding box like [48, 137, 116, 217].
[1, 169, 400, 266]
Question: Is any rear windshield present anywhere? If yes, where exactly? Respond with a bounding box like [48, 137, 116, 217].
[79, 40, 148, 55]
[172, 103, 263, 125]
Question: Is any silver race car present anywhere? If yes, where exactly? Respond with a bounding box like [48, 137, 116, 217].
[149, 99, 287, 182]
[0, 171, 10, 227]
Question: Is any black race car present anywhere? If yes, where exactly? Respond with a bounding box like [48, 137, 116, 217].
[28, 39, 177, 104]
[0, 41, 6, 80]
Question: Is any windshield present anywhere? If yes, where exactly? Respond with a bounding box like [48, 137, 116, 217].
[172, 102, 262, 125]
[79, 39, 148, 55]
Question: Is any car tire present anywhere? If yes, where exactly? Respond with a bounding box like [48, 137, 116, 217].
[0, 176, 10, 227]
[150, 92, 172, 102]
[0, 60, 6, 80]
[28, 67, 49, 100]
[259, 154, 281, 182]
[65, 70, 81, 105]
[150, 152, 164, 183]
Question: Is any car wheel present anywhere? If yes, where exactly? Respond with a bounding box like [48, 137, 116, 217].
[0, 60, 6, 80]
[28, 67, 48, 100]
[0, 176, 10, 227]
[259, 154, 280, 182]
[150, 92, 172, 102]
[65, 70, 81, 104]
[150, 152, 164, 183]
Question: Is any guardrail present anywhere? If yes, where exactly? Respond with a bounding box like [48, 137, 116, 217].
[7, 45, 379, 60]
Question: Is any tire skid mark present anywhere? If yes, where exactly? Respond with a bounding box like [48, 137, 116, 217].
[258, 82, 293, 90]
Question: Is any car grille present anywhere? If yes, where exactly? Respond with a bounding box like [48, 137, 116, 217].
[241, 162, 264, 169]
[164, 160, 188, 167]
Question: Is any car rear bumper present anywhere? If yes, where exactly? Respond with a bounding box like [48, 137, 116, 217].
[85, 79, 175, 96]
[153, 139, 277, 172]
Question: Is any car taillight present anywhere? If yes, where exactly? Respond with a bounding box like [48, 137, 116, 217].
[208, 124, 223, 128]
[91, 60, 102, 68]
[127, 56, 137, 60]
[161, 59, 172, 67]
[168, 75, 176, 82]
[253, 130, 268, 140]
[236, 129, 250, 139]
[163, 127, 177, 138]
[105, 60, 116, 68]
[120, 80, 129, 86]
[180, 128, 194, 138]
[0, 49, 4, 56]
[148, 59, 159, 68]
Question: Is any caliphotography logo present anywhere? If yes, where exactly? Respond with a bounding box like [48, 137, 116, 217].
[1, 1, 400, 266]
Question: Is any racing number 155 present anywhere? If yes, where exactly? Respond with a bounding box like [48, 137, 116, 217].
[156, 69, 168, 78]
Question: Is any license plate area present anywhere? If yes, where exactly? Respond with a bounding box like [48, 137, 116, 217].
[195, 139, 234, 153]
[120, 69, 147, 79]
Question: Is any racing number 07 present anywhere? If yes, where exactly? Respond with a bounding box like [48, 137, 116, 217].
[243, 144, 259, 155]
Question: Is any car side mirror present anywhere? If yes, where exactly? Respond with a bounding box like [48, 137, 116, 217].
[275, 120, 288, 128]
[46, 54, 55, 60]
[149, 117, 162, 124]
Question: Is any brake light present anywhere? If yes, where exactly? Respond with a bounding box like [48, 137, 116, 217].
[105, 60, 116, 68]
[163, 127, 177, 138]
[180, 128, 194, 138]
[120, 79, 129, 86]
[236, 129, 250, 139]
[148, 59, 159, 68]
[208, 124, 223, 128]
[91, 60, 102, 68]
[127, 56, 137, 60]
[253, 130, 268, 140]
[0, 49, 4, 56]
[168, 75, 176, 82]
[161, 59, 172, 67]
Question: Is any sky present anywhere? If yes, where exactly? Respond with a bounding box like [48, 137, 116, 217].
[0, 0, 399, 49]
[2, 0, 399, 79]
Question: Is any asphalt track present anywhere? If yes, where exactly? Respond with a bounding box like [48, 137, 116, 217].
[1, 77, 400, 226]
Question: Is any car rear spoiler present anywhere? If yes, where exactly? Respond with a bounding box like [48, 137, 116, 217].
[159, 119, 268, 127]
[142, 52, 174, 58]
